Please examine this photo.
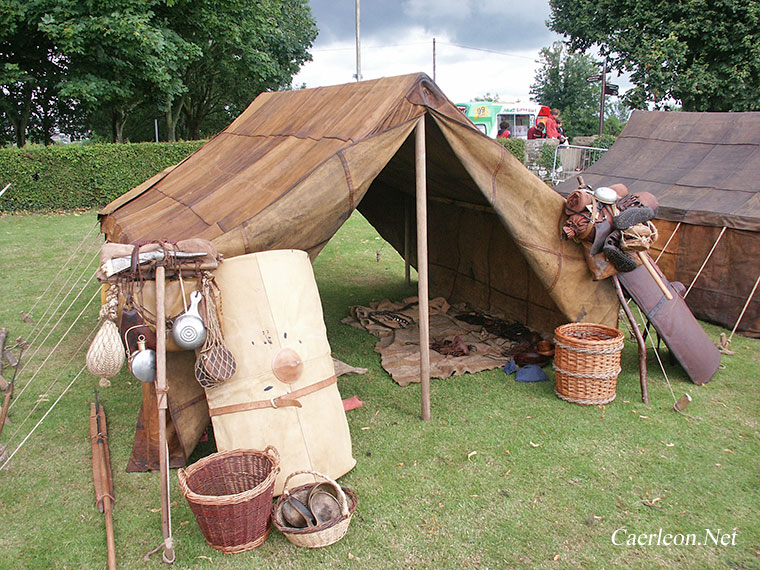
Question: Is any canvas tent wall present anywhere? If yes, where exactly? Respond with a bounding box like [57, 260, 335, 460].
[556, 110, 760, 337]
[100, 73, 617, 334]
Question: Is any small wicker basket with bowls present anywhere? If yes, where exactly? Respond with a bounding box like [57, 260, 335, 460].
[178, 447, 280, 553]
[273, 470, 358, 548]
[553, 322, 625, 405]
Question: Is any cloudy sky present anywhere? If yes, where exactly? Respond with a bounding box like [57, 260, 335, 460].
[294, 0, 565, 103]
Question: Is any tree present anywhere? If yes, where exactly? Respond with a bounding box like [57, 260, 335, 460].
[474, 93, 501, 102]
[158, 0, 317, 141]
[548, 0, 760, 111]
[0, 0, 66, 147]
[602, 99, 630, 136]
[530, 42, 601, 137]
[39, 2, 199, 143]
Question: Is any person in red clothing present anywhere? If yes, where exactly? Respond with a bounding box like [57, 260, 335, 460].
[527, 121, 545, 140]
[497, 119, 511, 139]
[543, 108, 561, 138]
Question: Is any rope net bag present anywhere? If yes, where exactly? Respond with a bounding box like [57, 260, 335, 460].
[195, 272, 236, 389]
[86, 284, 125, 387]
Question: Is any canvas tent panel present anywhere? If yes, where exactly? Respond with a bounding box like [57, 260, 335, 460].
[107, 193, 223, 245]
[678, 145, 756, 188]
[210, 120, 418, 258]
[431, 112, 618, 326]
[227, 75, 427, 142]
[642, 143, 714, 185]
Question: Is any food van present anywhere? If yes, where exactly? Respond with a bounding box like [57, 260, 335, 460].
[456, 101, 544, 139]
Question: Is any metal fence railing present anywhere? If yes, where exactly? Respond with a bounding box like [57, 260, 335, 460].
[551, 144, 608, 185]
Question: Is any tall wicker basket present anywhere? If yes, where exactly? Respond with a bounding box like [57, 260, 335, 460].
[178, 447, 280, 553]
[553, 323, 624, 405]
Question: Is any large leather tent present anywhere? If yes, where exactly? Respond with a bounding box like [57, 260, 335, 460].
[100, 73, 617, 334]
[556, 110, 760, 337]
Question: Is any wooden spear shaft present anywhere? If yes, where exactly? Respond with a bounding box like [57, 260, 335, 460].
[90, 401, 116, 570]
[155, 264, 175, 564]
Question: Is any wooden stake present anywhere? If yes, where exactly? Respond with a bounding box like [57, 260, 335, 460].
[154, 265, 175, 564]
[415, 116, 431, 421]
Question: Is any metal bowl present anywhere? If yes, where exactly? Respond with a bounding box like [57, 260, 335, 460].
[594, 186, 617, 204]
[594, 186, 618, 205]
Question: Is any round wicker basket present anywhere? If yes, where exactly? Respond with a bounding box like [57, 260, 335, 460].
[178, 447, 280, 553]
[553, 323, 624, 405]
[272, 471, 357, 548]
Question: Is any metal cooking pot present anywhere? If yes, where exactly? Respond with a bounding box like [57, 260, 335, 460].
[172, 291, 207, 350]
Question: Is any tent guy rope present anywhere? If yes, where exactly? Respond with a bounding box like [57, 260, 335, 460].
[728, 269, 760, 344]
[10, 285, 101, 411]
[23, 222, 100, 328]
[20, 251, 100, 369]
[654, 221, 681, 264]
[6, 319, 99, 444]
[684, 226, 727, 298]
[0, 363, 88, 472]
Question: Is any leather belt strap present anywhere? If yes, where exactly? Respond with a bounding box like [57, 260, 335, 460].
[208, 375, 338, 418]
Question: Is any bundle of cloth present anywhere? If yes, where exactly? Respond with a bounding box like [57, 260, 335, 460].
[561, 181, 660, 274]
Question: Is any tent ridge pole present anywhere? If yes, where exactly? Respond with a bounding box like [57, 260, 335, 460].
[415, 115, 431, 421]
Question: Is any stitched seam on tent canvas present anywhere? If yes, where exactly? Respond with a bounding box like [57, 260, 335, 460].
[337, 151, 355, 209]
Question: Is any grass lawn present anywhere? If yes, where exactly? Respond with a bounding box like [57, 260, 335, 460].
[0, 210, 758, 569]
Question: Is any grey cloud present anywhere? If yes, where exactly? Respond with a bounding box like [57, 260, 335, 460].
[308, 0, 558, 52]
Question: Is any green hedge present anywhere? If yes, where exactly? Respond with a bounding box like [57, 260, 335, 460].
[593, 134, 618, 149]
[0, 141, 205, 212]
[497, 137, 526, 164]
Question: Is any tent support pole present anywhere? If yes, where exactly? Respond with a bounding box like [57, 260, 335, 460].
[154, 265, 175, 564]
[404, 199, 411, 286]
[415, 116, 431, 421]
[613, 275, 649, 404]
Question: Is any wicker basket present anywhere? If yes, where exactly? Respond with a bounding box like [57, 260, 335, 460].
[178, 447, 280, 553]
[272, 471, 357, 548]
[553, 323, 624, 405]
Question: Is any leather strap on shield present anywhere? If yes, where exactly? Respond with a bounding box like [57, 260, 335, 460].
[208, 375, 338, 417]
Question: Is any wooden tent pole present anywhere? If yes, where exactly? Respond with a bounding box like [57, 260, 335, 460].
[404, 200, 411, 286]
[154, 265, 175, 564]
[415, 116, 431, 421]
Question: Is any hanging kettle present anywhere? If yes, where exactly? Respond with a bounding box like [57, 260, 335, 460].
[130, 335, 156, 383]
[172, 291, 207, 350]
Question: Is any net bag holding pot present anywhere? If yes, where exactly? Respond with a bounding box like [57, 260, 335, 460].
[177, 447, 280, 553]
[553, 323, 624, 405]
[272, 470, 357, 548]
